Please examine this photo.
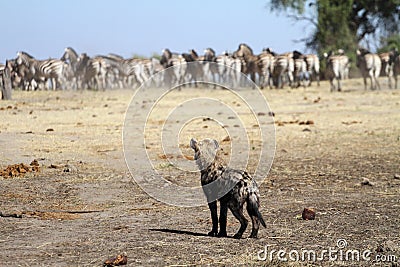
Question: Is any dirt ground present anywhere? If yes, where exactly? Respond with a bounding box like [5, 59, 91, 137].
[1, 79, 399, 266]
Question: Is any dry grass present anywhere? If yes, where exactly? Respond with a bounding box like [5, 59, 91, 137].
[0, 79, 399, 266]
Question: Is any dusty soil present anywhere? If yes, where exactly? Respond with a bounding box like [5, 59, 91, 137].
[1, 80, 399, 266]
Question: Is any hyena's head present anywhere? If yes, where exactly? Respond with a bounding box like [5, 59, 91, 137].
[190, 138, 219, 170]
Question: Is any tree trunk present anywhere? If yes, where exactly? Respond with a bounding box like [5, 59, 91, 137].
[1, 67, 12, 100]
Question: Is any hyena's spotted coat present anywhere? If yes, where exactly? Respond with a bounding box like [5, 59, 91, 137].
[190, 138, 266, 239]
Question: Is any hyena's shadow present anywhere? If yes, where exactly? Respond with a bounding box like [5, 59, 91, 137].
[149, 228, 216, 238]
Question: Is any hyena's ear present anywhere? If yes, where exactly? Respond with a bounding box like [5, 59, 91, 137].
[190, 138, 198, 150]
[212, 139, 219, 150]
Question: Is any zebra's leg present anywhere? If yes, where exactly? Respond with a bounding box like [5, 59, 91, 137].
[363, 76, 368, 90]
[267, 72, 273, 89]
[368, 70, 375, 90]
[307, 71, 312, 87]
[280, 74, 285, 89]
[44, 78, 50, 90]
[288, 71, 294, 88]
[375, 74, 381, 90]
[212, 72, 217, 89]
[371, 72, 377, 90]
[338, 78, 342, 92]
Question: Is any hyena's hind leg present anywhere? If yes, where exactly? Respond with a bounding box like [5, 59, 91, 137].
[246, 192, 267, 238]
[228, 201, 248, 239]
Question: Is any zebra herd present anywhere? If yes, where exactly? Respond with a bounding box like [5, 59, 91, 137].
[1, 44, 399, 92]
[1, 48, 160, 91]
[325, 47, 400, 91]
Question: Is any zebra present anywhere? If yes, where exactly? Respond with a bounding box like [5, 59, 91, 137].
[304, 54, 320, 86]
[61, 47, 81, 89]
[124, 57, 153, 88]
[215, 51, 242, 88]
[96, 55, 128, 90]
[181, 49, 204, 87]
[75, 53, 93, 89]
[293, 50, 308, 88]
[150, 57, 164, 87]
[101, 54, 156, 89]
[16, 51, 65, 90]
[203, 48, 219, 86]
[258, 48, 275, 89]
[86, 56, 103, 90]
[379, 52, 393, 89]
[271, 52, 294, 89]
[76, 54, 110, 90]
[105, 53, 135, 89]
[323, 50, 349, 92]
[215, 52, 230, 85]
[160, 48, 187, 87]
[356, 48, 381, 90]
[233, 43, 262, 87]
[13, 53, 41, 90]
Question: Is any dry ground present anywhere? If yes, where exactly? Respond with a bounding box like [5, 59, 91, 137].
[0, 79, 399, 266]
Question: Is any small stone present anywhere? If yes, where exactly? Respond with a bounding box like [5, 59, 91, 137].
[221, 136, 231, 142]
[302, 208, 316, 220]
[394, 174, 400, 180]
[30, 159, 40, 167]
[63, 164, 78, 173]
[50, 164, 62, 169]
[104, 253, 127, 266]
[376, 240, 399, 253]
[361, 178, 373, 186]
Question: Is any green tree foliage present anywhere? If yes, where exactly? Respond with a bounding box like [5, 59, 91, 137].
[378, 34, 400, 53]
[268, 0, 400, 54]
[150, 52, 162, 60]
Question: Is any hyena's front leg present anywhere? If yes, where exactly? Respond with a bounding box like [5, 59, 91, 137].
[218, 200, 228, 237]
[208, 201, 218, 237]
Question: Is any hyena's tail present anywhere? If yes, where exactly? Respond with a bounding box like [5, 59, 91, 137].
[247, 192, 266, 228]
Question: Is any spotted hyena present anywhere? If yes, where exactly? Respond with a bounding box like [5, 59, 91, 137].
[190, 138, 266, 239]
